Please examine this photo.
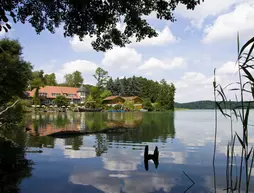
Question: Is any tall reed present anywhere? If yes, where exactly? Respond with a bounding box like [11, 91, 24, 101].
[213, 35, 254, 193]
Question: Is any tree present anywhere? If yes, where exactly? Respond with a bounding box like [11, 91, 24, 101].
[157, 79, 175, 110]
[106, 78, 115, 93]
[64, 71, 83, 87]
[0, 38, 32, 106]
[0, 1, 202, 51]
[44, 73, 57, 86]
[64, 74, 74, 87]
[114, 78, 121, 96]
[120, 77, 128, 96]
[100, 90, 112, 99]
[132, 76, 141, 96]
[123, 100, 135, 111]
[93, 67, 110, 89]
[53, 95, 69, 107]
[143, 99, 154, 111]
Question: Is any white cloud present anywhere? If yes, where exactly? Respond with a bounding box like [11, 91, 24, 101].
[138, 57, 185, 71]
[145, 72, 153, 76]
[173, 71, 214, 102]
[69, 25, 177, 52]
[102, 47, 142, 69]
[130, 26, 177, 46]
[217, 61, 238, 75]
[69, 35, 95, 52]
[55, 59, 98, 83]
[203, 3, 254, 43]
[176, 0, 242, 29]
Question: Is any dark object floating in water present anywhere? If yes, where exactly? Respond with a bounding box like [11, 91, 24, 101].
[25, 127, 32, 132]
[26, 150, 43, 153]
[144, 145, 159, 171]
[78, 108, 102, 112]
[107, 110, 125, 112]
[47, 127, 134, 138]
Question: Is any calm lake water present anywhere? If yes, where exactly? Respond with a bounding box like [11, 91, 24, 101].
[2, 110, 254, 193]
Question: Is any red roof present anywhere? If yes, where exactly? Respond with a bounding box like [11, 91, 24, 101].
[103, 96, 122, 101]
[27, 86, 80, 99]
[103, 96, 142, 101]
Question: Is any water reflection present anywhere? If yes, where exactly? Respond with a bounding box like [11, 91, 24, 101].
[3, 111, 253, 193]
[0, 129, 33, 193]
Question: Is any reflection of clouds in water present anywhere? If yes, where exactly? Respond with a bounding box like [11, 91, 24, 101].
[122, 175, 174, 193]
[109, 174, 129, 178]
[157, 151, 186, 164]
[70, 171, 121, 193]
[175, 111, 254, 157]
[204, 175, 249, 193]
[64, 147, 96, 159]
[53, 136, 99, 159]
[70, 170, 175, 193]
[54, 138, 65, 149]
[102, 149, 141, 171]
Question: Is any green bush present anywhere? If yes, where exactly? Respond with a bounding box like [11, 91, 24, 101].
[123, 100, 134, 111]
[153, 102, 163, 111]
[114, 104, 122, 110]
[143, 99, 154, 111]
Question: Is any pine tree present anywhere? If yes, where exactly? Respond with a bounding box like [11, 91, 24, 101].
[114, 78, 121, 96]
[106, 77, 115, 93]
[120, 77, 128, 96]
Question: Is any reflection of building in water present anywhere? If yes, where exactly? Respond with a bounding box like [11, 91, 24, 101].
[27, 114, 81, 137]
[105, 112, 143, 128]
[79, 113, 86, 130]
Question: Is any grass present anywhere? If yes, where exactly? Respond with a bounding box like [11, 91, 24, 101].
[213, 34, 254, 193]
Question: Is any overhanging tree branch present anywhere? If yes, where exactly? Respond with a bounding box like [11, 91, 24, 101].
[0, 100, 20, 116]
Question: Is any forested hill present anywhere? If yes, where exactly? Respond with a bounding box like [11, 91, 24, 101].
[175, 100, 254, 109]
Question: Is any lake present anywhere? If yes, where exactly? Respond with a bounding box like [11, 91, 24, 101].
[1, 110, 254, 193]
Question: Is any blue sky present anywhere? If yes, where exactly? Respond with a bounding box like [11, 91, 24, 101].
[1, 0, 254, 102]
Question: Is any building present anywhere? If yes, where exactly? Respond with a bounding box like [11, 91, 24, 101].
[26, 86, 88, 105]
[102, 96, 143, 109]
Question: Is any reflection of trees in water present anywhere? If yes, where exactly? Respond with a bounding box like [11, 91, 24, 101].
[0, 128, 33, 193]
[105, 112, 142, 128]
[65, 137, 83, 150]
[107, 112, 175, 143]
[94, 134, 108, 156]
[26, 136, 55, 148]
[84, 113, 107, 131]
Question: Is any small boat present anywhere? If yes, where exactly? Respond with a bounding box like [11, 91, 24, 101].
[140, 109, 148, 112]
[78, 108, 102, 112]
[108, 110, 125, 112]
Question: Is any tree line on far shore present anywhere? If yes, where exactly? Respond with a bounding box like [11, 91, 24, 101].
[29, 66, 176, 111]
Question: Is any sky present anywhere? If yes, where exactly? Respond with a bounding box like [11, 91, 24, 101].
[1, 0, 254, 102]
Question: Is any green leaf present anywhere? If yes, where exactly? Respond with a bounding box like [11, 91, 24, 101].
[217, 89, 226, 103]
[243, 102, 250, 134]
[233, 109, 238, 120]
[241, 66, 254, 82]
[2, 15, 8, 22]
[216, 101, 230, 118]
[235, 132, 245, 149]
[247, 147, 253, 161]
[244, 42, 254, 65]
[6, 23, 11, 29]
[3, 26, 8, 33]
[239, 36, 254, 57]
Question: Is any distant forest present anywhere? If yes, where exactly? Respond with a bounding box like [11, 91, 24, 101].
[175, 100, 254, 109]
